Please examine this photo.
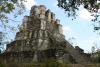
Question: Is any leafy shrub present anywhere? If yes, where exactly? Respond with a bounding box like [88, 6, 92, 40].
[7, 62, 19, 67]
[0, 62, 5, 67]
[0, 60, 5, 67]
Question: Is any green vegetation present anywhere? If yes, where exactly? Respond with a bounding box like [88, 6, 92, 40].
[1, 63, 100, 67]
[1, 58, 100, 67]
[91, 51, 100, 63]
[0, 62, 5, 67]
[0, 0, 25, 23]
[57, 0, 100, 17]
[57, 0, 100, 30]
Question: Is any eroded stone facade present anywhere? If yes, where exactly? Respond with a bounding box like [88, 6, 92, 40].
[0, 5, 91, 64]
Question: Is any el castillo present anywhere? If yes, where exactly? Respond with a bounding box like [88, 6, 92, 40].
[0, 5, 100, 67]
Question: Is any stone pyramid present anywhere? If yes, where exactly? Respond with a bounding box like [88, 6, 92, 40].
[0, 5, 91, 64]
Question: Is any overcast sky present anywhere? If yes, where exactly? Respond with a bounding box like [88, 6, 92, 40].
[0, 0, 100, 53]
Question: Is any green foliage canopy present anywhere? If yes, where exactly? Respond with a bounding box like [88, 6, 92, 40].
[57, 0, 100, 30]
[57, 0, 100, 16]
[0, 0, 25, 23]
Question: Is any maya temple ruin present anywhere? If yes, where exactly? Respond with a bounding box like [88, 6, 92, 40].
[0, 5, 91, 64]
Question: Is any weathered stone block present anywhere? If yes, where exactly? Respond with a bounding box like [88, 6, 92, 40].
[46, 9, 52, 22]
[58, 24, 63, 34]
[51, 12, 55, 20]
